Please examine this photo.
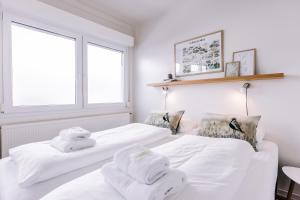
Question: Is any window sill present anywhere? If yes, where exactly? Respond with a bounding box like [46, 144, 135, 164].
[0, 107, 132, 125]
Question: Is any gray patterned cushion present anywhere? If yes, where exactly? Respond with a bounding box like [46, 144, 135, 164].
[144, 111, 185, 134]
[198, 113, 261, 150]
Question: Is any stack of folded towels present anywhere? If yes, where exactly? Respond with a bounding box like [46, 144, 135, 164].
[102, 144, 187, 200]
[51, 127, 96, 152]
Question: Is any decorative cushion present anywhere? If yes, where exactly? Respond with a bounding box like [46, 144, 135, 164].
[144, 111, 185, 134]
[198, 113, 261, 150]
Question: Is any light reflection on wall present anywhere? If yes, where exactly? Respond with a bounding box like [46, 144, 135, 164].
[162, 85, 253, 116]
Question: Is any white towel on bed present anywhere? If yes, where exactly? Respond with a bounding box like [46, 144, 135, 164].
[59, 127, 91, 141]
[51, 136, 96, 152]
[102, 163, 186, 200]
[114, 144, 170, 184]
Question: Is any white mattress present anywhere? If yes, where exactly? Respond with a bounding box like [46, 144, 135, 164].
[0, 131, 178, 200]
[40, 135, 260, 200]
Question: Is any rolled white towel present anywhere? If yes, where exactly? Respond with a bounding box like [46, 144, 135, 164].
[50, 136, 96, 152]
[59, 127, 91, 141]
[114, 144, 170, 184]
[102, 163, 186, 200]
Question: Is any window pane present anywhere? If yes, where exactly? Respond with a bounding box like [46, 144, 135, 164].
[11, 23, 76, 106]
[87, 43, 124, 104]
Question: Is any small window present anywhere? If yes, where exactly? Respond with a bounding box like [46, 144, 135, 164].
[87, 43, 124, 104]
[11, 23, 77, 106]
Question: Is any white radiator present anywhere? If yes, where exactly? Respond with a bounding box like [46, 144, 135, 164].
[0, 113, 131, 157]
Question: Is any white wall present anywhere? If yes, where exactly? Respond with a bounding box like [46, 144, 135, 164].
[134, 0, 300, 195]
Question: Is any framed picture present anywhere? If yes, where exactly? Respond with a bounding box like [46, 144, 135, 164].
[232, 49, 256, 76]
[225, 61, 240, 77]
[174, 30, 224, 77]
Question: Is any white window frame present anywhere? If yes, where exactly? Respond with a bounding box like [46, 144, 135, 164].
[2, 13, 83, 113]
[1, 12, 130, 115]
[83, 36, 129, 110]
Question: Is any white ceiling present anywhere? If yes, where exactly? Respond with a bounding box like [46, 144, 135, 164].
[39, 0, 178, 34]
[81, 0, 177, 25]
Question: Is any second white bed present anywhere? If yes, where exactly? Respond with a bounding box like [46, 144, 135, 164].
[41, 135, 276, 200]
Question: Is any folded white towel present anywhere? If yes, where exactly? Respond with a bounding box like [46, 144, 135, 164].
[102, 163, 186, 200]
[114, 144, 170, 184]
[59, 127, 91, 141]
[50, 136, 96, 152]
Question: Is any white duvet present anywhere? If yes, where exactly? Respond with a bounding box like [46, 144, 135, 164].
[9, 123, 171, 187]
[41, 135, 254, 200]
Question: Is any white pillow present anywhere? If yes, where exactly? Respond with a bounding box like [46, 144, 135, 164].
[256, 128, 265, 143]
[256, 128, 265, 151]
[177, 118, 200, 133]
[189, 127, 201, 135]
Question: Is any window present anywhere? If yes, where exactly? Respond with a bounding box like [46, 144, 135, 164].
[2, 14, 129, 114]
[11, 23, 77, 106]
[87, 43, 124, 104]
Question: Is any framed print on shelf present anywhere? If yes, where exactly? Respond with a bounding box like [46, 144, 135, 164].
[225, 61, 240, 77]
[233, 48, 256, 76]
[174, 30, 224, 77]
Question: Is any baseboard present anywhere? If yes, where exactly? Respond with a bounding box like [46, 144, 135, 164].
[278, 188, 300, 200]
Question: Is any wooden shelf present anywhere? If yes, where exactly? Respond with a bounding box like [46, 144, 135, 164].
[147, 73, 284, 87]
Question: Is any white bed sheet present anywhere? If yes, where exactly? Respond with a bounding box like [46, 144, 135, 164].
[0, 128, 178, 200]
[170, 140, 278, 200]
[235, 140, 278, 200]
[40, 135, 255, 200]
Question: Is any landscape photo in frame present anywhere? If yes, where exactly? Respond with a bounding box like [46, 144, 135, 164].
[175, 30, 224, 77]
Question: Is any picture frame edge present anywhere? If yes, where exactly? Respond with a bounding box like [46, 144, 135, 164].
[174, 30, 224, 46]
[253, 48, 257, 75]
[232, 48, 256, 55]
[176, 68, 224, 77]
[237, 61, 241, 76]
[221, 30, 224, 74]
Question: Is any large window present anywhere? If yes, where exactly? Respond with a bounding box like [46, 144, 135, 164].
[2, 14, 129, 113]
[87, 43, 124, 104]
[11, 23, 76, 106]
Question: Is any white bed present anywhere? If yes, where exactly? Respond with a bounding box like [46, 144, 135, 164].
[40, 135, 279, 200]
[0, 123, 178, 200]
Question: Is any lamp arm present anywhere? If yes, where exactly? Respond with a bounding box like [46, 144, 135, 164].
[242, 83, 250, 116]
